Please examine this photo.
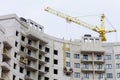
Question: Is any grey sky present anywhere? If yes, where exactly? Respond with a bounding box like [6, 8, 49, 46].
[0, 0, 120, 42]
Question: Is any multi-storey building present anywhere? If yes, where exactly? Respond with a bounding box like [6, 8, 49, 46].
[0, 14, 119, 80]
[102, 42, 120, 80]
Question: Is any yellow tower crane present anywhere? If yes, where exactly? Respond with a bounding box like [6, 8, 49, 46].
[45, 7, 116, 41]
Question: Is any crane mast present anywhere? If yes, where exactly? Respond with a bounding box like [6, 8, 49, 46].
[45, 7, 116, 41]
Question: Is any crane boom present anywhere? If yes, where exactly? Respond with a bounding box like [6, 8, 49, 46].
[45, 7, 116, 41]
[45, 7, 97, 31]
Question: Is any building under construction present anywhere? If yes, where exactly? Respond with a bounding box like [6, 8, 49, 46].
[0, 14, 119, 80]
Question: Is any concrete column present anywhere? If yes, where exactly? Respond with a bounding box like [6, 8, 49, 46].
[92, 52, 95, 80]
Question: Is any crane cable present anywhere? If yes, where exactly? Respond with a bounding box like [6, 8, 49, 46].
[75, 13, 116, 30]
[105, 15, 118, 41]
[105, 15, 116, 30]
[75, 13, 101, 18]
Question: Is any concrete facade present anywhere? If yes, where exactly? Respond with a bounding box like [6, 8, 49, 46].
[0, 14, 119, 80]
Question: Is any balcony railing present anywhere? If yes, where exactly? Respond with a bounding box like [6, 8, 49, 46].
[39, 49, 47, 55]
[94, 78, 105, 80]
[81, 67, 93, 72]
[39, 59, 46, 65]
[81, 78, 93, 80]
[39, 70, 46, 75]
[25, 64, 37, 72]
[2, 48, 11, 60]
[94, 68, 105, 73]
[81, 77, 105, 80]
[0, 73, 10, 80]
[26, 43, 38, 51]
[1, 62, 11, 72]
[81, 58, 93, 63]
[3, 37, 12, 49]
[94, 52, 104, 54]
[24, 75, 33, 80]
[26, 53, 37, 61]
[94, 58, 105, 63]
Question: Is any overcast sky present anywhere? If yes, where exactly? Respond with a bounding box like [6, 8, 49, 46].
[0, 0, 120, 42]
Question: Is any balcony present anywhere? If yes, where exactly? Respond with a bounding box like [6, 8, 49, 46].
[39, 59, 46, 65]
[94, 51, 105, 54]
[2, 49, 11, 60]
[20, 40, 26, 46]
[94, 78, 105, 80]
[18, 51, 26, 57]
[1, 62, 11, 72]
[94, 58, 105, 63]
[0, 78, 4, 80]
[25, 64, 37, 72]
[26, 43, 38, 51]
[24, 75, 33, 80]
[26, 53, 37, 61]
[39, 70, 46, 75]
[95, 68, 105, 73]
[0, 73, 10, 80]
[39, 49, 47, 55]
[81, 51, 92, 54]
[81, 67, 93, 72]
[3, 37, 12, 49]
[81, 58, 93, 63]
[39, 39, 48, 45]
[81, 78, 94, 80]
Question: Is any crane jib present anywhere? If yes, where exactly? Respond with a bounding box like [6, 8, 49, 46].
[45, 7, 117, 42]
